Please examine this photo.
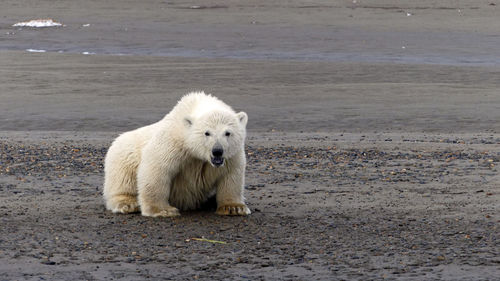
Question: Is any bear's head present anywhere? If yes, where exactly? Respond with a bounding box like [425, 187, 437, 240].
[184, 110, 247, 167]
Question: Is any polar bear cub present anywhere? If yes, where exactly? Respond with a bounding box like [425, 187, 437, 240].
[103, 91, 251, 217]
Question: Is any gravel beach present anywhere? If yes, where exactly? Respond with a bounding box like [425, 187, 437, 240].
[1, 0, 500, 280]
[0, 132, 499, 280]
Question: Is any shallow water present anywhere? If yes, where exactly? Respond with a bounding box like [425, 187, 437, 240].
[3, 23, 500, 66]
[2, 0, 500, 67]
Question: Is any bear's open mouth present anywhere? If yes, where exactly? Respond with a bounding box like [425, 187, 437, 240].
[211, 156, 224, 167]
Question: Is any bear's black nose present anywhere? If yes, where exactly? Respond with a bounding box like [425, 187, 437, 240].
[212, 147, 223, 157]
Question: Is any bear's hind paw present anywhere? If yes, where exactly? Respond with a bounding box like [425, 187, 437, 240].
[216, 204, 251, 216]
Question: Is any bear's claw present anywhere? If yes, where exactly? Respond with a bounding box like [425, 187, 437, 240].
[216, 204, 251, 216]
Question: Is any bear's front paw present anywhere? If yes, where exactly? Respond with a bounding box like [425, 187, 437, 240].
[216, 204, 251, 216]
[142, 206, 180, 217]
[113, 202, 139, 214]
[109, 196, 139, 214]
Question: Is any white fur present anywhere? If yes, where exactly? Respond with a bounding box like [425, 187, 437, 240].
[103, 91, 250, 217]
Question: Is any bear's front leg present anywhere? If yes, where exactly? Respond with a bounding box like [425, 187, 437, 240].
[215, 165, 251, 216]
[137, 148, 180, 218]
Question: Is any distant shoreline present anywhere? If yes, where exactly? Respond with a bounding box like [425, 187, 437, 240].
[2, 0, 499, 67]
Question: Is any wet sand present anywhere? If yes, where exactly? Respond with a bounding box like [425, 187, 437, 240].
[1, 0, 500, 280]
[1, 51, 500, 133]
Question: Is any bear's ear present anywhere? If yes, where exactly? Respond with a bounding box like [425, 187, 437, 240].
[237, 112, 248, 127]
[184, 117, 193, 127]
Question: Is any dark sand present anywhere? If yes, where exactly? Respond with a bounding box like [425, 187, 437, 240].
[1, 0, 499, 280]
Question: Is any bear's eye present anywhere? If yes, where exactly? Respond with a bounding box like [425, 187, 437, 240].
[205, 131, 211, 136]
[225, 131, 231, 137]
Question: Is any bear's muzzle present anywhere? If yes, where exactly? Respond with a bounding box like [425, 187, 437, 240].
[211, 147, 224, 167]
[211, 156, 224, 167]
